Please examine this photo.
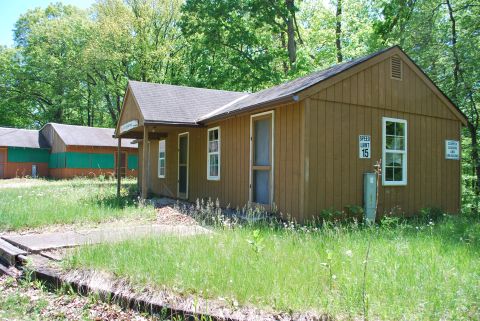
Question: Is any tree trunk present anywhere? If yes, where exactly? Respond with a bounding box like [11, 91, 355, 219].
[446, 0, 480, 213]
[335, 0, 343, 63]
[468, 123, 480, 207]
[285, 0, 297, 67]
[446, 0, 460, 102]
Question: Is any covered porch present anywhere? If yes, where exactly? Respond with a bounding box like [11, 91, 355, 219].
[115, 121, 197, 199]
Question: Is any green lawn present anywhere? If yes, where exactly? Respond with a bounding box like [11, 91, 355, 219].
[0, 178, 155, 231]
[68, 216, 480, 320]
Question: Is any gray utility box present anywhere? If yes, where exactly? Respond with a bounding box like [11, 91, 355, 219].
[364, 172, 377, 223]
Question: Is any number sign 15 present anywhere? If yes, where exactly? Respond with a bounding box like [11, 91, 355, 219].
[359, 135, 371, 159]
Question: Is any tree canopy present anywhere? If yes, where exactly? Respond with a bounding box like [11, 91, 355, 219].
[0, 0, 479, 209]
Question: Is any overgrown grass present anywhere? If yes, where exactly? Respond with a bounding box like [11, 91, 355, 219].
[0, 178, 155, 231]
[68, 215, 480, 320]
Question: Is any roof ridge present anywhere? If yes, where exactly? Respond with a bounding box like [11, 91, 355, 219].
[197, 94, 250, 122]
[129, 80, 247, 95]
[49, 122, 115, 130]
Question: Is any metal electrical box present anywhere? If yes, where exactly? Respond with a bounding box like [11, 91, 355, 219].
[364, 172, 377, 223]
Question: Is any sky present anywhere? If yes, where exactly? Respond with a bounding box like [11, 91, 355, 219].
[0, 0, 96, 47]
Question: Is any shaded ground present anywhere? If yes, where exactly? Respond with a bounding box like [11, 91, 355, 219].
[0, 275, 156, 320]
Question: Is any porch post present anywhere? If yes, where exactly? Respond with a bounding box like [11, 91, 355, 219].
[117, 137, 121, 198]
[141, 126, 149, 199]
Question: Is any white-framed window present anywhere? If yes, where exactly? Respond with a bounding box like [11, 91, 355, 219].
[207, 127, 220, 180]
[382, 117, 407, 186]
[158, 139, 166, 178]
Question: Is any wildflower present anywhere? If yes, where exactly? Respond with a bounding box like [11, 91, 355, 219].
[345, 250, 353, 257]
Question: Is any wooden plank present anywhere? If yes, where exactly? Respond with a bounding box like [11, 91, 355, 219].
[442, 119, 448, 211]
[280, 106, 287, 214]
[327, 86, 335, 102]
[365, 67, 372, 107]
[350, 73, 358, 105]
[371, 63, 379, 108]
[317, 100, 327, 213]
[350, 105, 359, 205]
[385, 67, 392, 110]
[292, 104, 301, 218]
[300, 101, 307, 220]
[343, 79, 351, 104]
[378, 60, 386, 108]
[286, 105, 293, 216]
[341, 104, 350, 208]
[325, 101, 335, 211]
[333, 102, 342, 210]
[234, 116, 239, 208]
[274, 107, 280, 211]
[0, 239, 27, 266]
[357, 71, 365, 106]
[307, 100, 317, 216]
[334, 81, 343, 103]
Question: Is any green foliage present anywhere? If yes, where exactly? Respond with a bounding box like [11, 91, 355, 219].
[68, 215, 480, 319]
[0, 178, 154, 231]
[246, 229, 265, 255]
[0, 0, 478, 214]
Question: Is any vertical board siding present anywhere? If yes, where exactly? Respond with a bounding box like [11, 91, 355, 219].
[305, 100, 460, 217]
[144, 54, 461, 221]
[147, 102, 304, 218]
[304, 55, 461, 217]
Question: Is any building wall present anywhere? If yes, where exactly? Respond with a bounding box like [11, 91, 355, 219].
[303, 55, 462, 219]
[145, 102, 305, 217]
[3, 162, 49, 178]
[0, 147, 50, 178]
[41, 124, 67, 153]
[141, 53, 463, 221]
[49, 146, 138, 179]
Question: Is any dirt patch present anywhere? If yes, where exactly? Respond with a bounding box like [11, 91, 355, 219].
[0, 275, 156, 320]
[155, 206, 199, 226]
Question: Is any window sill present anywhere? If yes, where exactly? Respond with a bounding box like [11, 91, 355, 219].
[382, 181, 407, 186]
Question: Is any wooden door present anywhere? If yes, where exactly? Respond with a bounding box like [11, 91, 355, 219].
[250, 111, 274, 207]
[178, 133, 189, 199]
[116, 152, 127, 177]
[0, 149, 5, 179]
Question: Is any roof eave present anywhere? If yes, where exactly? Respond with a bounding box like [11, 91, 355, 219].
[143, 120, 201, 127]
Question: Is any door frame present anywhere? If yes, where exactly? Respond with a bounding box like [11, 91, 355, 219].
[177, 132, 189, 199]
[249, 110, 275, 207]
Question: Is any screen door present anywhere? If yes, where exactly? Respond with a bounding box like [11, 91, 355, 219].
[251, 112, 273, 205]
[178, 133, 189, 199]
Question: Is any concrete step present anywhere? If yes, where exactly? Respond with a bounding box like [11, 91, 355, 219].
[0, 238, 27, 266]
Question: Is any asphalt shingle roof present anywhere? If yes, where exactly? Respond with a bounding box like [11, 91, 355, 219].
[128, 81, 248, 124]
[202, 47, 393, 121]
[0, 127, 49, 149]
[49, 123, 137, 148]
[129, 47, 394, 124]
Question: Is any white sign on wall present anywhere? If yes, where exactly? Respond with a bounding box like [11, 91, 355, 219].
[120, 119, 139, 133]
[359, 135, 371, 159]
[445, 140, 460, 160]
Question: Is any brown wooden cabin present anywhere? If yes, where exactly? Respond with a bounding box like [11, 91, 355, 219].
[40, 123, 138, 179]
[115, 46, 467, 221]
[0, 127, 50, 178]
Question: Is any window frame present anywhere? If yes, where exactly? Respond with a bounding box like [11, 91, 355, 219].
[207, 126, 221, 181]
[158, 139, 166, 178]
[382, 117, 407, 186]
